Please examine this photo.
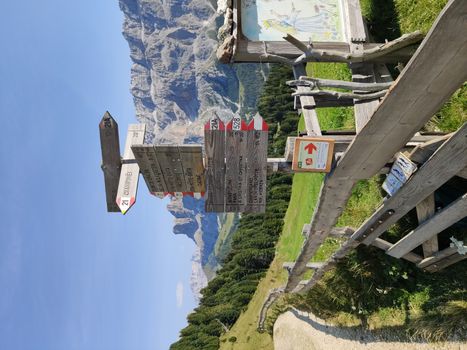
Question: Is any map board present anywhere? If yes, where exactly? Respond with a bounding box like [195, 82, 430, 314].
[292, 137, 334, 172]
[241, 0, 346, 42]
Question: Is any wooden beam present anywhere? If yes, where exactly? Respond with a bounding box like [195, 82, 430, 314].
[336, 0, 467, 180]
[293, 65, 321, 136]
[424, 252, 467, 272]
[417, 247, 458, 269]
[371, 238, 423, 264]
[387, 193, 467, 258]
[357, 123, 467, 245]
[416, 194, 438, 257]
[285, 0, 467, 291]
[457, 167, 467, 180]
[409, 134, 451, 164]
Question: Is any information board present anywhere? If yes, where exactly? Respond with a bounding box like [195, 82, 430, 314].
[292, 137, 335, 172]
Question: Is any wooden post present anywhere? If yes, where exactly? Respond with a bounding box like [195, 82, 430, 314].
[244, 114, 268, 213]
[205, 116, 226, 212]
[99, 112, 121, 212]
[416, 194, 438, 257]
[225, 116, 248, 212]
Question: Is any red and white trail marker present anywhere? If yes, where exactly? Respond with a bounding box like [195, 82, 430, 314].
[116, 124, 146, 214]
[292, 137, 334, 173]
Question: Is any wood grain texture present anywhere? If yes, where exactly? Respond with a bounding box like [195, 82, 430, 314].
[154, 146, 187, 192]
[357, 123, 467, 245]
[424, 252, 467, 272]
[178, 145, 205, 193]
[99, 112, 121, 212]
[416, 194, 438, 257]
[336, 0, 467, 180]
[417, 246, 458, 269]
[225, 126, 247, 212]
[346, 0, 366, 42]
[409, 134, 451, 164]
[245, 129, 268, 212]
[387, 193, 467, 258]
[131, 145, 162, 194]
[205, 126, 226, 212]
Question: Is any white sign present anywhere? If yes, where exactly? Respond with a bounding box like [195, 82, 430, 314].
[383, 153, 417, 196]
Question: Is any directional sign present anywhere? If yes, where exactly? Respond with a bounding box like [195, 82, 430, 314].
[225, 116, 248, 212]
[131, 145, 167, 194]
[292, 137, 335, 172]
[205, 116, 226, 212]
[245, 114, 268, 213]
[178, 145, 205, 193]
[99, 112, 121, 212]
[154, 145, 187, 192]
[116, 124, 146, 214]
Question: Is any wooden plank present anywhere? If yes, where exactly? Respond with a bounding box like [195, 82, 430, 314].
[116, 124, 146, 214]
[266, 158, 293, 174]
[387, 193, 467, 258]
[292, 65, 322, 136]
[425, 252, 467, 272]
[409, 134, 451, 164]
[225, 116, 248, 212]
[204, 116, 226, 212]
[245, 114, 268, 213]
[336, 0, 467, 180]
[356, 123, 467, 245]
[144, 145, 168, 192]
[233, 40, 417, 63]
[457, 166, 467, 179]
[345, 0, 366, 42]
[417, 247, 458, 269]
[371, 238, 423, 264]
[416, 194, 438, 257]
[131, 145, 164, 194]
[99, 112, 121, 212]
[178, 145, 205, 193]
[154, 145, 186, 192]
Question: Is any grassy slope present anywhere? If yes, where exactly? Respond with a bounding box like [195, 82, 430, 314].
[220, 1, 466, 348]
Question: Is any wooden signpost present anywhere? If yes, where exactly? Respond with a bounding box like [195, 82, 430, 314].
[292, 137, 335, 172]
[99, 112, 121, 212]
[225, 116, 248, 212]
[116, 124, 146, 214]
[245, 114, 268, 212]
[205, 116, 226, 212]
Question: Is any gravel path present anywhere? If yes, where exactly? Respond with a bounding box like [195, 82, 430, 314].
[274, 309, 466, 350]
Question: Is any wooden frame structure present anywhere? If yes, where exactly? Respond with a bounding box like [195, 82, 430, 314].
[255, 0, 467, 330]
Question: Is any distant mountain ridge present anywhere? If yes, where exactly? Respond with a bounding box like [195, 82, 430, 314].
[118, 0, 266, 299]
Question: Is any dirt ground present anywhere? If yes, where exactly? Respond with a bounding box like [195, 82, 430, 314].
[274, 309, 467, 350]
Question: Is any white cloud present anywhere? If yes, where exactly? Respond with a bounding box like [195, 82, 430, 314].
[176, 281, 184, 309]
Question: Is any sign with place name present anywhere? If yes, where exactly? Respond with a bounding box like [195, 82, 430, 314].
[292, 137, 334, 172]
[382, 153, 417, 196]
[116, 124, 146, 214]
[245, 114, 268, 213]
[225, 116, 248, 212]
[99, 112, 121, 212]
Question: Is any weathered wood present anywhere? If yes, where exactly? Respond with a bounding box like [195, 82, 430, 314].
[178, 145, 205, 193]
[293, 88, 387, 101]
[409, 134, 451, 164]
[266, 158, 293, 174]
[357, 123, 467, 245]
[116, 124, 146, 214]
[371, 238, 423, 264]
[283, 262, 325, 272]
[424, 252, 467, 272]
[131, 145, 163, 194]
[144, 145, 168, 192]
[205, 116, 226, 212]
[336, 0, 467, 180]
[417, 246, 458, 269]
[293, 65, 321, 136]
[345, 0, 366, 43]
[99, 112, 121, 212]
[416, 194, 438, 257]
[289, 77, 392, 92]
[458, 167, 467, 180]
[387, 193, 467, 258]
[243, 35, 420, 64]
[245, 115, 268, 212]
[225, 116, 248, 212]
[154, 146, 186, 192]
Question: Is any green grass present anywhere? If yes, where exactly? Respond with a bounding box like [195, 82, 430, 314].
[220, 1, 467, 347]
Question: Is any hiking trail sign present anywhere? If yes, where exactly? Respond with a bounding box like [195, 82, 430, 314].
[292, 137, 335, 172]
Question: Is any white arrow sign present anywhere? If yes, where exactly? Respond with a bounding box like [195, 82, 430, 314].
[116, 124, 146, 214]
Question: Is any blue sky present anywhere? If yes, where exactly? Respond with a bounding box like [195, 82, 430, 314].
[0, 1, 197, 349]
